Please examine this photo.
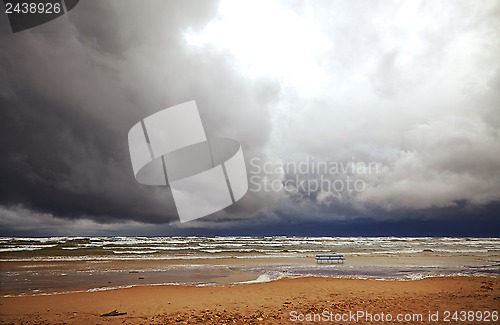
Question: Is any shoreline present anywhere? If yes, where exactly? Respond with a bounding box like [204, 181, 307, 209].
[1, 276, 498, 324]
[1, 254, 498, 297]
[2, 272, 499, 298]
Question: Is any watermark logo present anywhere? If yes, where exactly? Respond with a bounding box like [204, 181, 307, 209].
[128, 101, 248, 223]
[249, 157, 379, 197]
[4, 0, 80, 33]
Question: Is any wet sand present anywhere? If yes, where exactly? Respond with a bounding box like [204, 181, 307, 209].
[1, 254, 497, 296]
[0, 276, 498, 324]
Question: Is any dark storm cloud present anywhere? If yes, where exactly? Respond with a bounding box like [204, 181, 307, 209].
[0, 0, 282, 227]
[0, 18, 177, 223]
[68, 1, 129, 55]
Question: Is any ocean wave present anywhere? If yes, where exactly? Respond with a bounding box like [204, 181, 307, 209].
[112, 250, 158, 254]
[1, 236, 499, 262]
[0, 244, 58, 252]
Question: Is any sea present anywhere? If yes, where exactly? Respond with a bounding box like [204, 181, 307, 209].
[1, 236, 499, 296]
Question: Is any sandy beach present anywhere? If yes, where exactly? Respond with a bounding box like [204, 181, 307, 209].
[1, 276, 498, 324]
[1, 237, 498, 323]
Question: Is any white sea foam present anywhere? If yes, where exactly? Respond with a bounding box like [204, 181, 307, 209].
[112, 250, 158, 254]
[0, 244, 57, 252]
[1, 236, 499, 263]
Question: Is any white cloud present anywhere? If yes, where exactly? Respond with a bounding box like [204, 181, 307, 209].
[185, 0, 331, 96]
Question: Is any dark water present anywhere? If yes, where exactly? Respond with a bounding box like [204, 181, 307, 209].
[1, 236, 499, 261]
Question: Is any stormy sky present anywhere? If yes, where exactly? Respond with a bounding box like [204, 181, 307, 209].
[0, 0, 499, 236]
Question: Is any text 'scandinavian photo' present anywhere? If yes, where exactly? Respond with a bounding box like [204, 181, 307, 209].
[0, 1, 498, 324]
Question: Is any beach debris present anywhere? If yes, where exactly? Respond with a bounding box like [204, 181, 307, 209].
[100, 310, 127, 317]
